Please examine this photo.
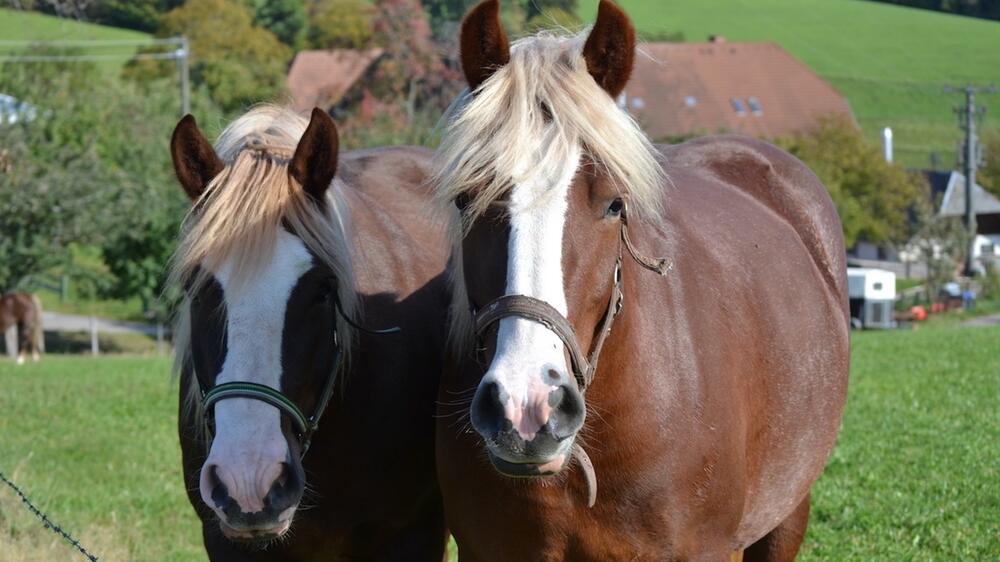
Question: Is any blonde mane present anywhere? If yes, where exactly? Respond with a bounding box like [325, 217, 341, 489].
[433, 29, 666, 227]
[170, 105, 358, 419]
[433, 29, 667, 355]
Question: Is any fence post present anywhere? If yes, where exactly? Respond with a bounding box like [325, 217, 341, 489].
[156, 323, 165, 356]
[89, 316, 99, 356]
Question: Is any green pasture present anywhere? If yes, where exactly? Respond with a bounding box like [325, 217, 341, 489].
[577, 0, 1000, 168]
[0, 8, 152, 74]
[2, 323, 999, 560]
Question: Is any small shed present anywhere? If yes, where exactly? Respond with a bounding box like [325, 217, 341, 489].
[847, 268, 896, 329]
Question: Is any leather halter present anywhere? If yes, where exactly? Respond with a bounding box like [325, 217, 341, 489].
[195, 294, 397, 459]
[472, 202, 669, 507]
[198, 332, 342, 458]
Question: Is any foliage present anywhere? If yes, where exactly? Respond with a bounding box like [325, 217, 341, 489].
[86, 0, 185, 32]
[776, 116, 928, 248]
[306, 0, 373, 49]
[421, 0, 476, 32]
[366, 0, 460, 113]
[0, 51, 118, 291]
[526, 7, 582, 32]
[981, 262, 1000, 298]
[979, 130, 1000, 200]
[864, 0, 1000, 21]
[907, 212, 970, 301]
[157, 0, 292, 111]
[251, 0, 308, 48]
[526, 0, 579, 20]
[0, 43, 201, 310]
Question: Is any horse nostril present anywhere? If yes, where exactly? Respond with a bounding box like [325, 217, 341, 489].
[470, 380, 509, 438]
[547, 382, 585, 438]
[265, 462, 303, 514]
[205, 465, 232, 511]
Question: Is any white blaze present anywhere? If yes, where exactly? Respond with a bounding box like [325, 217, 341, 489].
[483, 145, 582, 439]
[201, 229, 312, 513]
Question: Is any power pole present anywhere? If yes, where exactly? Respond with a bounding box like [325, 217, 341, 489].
[175, 36, 191, 117]
[945, 85, 997, 276]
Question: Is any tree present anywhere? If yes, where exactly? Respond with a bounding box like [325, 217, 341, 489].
[0, 51, 119, 290]
[251, 0, 308, 49]
[158, 0, 292, 111]
[86, 0, 185, 32]
[776, 116, 929, 248]
[307, 0, 373, 49]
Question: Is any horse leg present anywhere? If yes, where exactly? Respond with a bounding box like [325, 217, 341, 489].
[15, 322, 27, 365]
[5, 324, 17, 361]
[742, 493, 811, 562]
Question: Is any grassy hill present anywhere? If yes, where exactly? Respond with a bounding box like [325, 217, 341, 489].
[0, 8, 151, 72]
[577, 0, 1000, 169]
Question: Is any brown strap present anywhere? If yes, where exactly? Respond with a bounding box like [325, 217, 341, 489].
[572, 443, 598, 507]
[475, 295, 593, 389]
[621, 203, 671, 276]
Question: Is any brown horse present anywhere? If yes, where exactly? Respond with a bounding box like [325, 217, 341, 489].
[0, 292, 44, 364]
[170, 105, 453, 560]
[433, 1, 850, 560]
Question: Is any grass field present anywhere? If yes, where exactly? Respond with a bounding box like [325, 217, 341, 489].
[577, 0, 1000, 168]
[0, 8, 151, 74]
[2, 323, 999, 560]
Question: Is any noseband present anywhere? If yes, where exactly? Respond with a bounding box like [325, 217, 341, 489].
[198, 333, 342, 458]
[472, 203, 669, 506]
[196, 294, 400, 458]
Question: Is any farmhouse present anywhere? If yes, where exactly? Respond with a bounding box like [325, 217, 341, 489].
[620, 39, 854, 140]
[926, 169, 1000, 264]
[286, 48, 384, 113]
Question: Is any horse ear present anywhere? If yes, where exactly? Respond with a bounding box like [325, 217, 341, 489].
[171, 115, 224, 201]
[460, 0, 510, 92]
[290, 108, 339, 203]
[582, 0, 636, 99]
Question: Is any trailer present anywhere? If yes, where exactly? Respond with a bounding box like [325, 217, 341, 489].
[847, 268, 896, 329]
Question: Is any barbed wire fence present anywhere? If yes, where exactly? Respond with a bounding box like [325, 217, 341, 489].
[0, 470, 100, 561]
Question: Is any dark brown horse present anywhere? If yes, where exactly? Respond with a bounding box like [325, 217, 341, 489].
[170, 105, 453, 561]
[433, 1, 849, 560]
[0, 292, 44, 364]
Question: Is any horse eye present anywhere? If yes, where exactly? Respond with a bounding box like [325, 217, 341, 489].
[607, 198, 624, 217]
[455, 193, 471, 212]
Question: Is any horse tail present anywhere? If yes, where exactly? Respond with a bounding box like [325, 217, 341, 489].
[31, 294, 44, 354]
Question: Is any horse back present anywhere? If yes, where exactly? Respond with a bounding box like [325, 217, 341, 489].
[649, 136, 850, 546]
[661, 135, 847, 315]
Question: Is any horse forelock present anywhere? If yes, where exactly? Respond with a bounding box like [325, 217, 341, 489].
[433, 28, 667, 356]
[433, 29, 666, 229]
[169, 105, 358, 385]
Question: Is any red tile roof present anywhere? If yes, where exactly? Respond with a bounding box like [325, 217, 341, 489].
[286, 48, 384, 112]
[622, 42, 854, 140]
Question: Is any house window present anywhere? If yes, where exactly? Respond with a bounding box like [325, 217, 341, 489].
[684, 95, 698, 108]
[981, 242, 995, 256]
[730, 98, 746, 116]
[748, 96, 763, 116]
[873, 282, 883, 291]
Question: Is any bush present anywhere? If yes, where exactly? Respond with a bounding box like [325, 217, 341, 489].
[776, 116, 928, 248]
[307, 0, 374, 49]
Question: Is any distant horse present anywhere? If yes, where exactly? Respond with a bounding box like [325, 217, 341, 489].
[433, 1, 850, 560]
[0, 292, 44, 364]
[170, 105, 453, 560]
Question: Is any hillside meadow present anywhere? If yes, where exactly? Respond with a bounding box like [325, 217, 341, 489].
[578, 0, 1000, 168]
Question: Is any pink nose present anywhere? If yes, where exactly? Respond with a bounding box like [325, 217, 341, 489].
[199, 460, 302, 528]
